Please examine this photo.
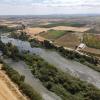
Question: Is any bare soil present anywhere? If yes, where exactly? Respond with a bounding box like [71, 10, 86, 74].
[54, 33, 80, 49]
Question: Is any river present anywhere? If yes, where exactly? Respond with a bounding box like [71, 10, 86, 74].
[3, 58, 61, 100]
[1, 35, 100, 90]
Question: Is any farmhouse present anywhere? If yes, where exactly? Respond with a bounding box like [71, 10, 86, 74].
[77, 43, 86, 50]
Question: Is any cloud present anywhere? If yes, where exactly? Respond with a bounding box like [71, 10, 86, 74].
[0, 0, 100, 5]
[31, 0, 100, 8]
[0, 0, 100, 15]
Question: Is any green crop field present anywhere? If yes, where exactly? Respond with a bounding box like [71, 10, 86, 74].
[40, 29, 67, 40]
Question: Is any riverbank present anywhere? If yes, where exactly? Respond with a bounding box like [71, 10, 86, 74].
[2, 58, 62, 100]
[0, 64, 27, 100]
[1, 62, 43, 100]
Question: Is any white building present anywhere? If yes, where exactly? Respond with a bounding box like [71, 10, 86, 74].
[77, 43, 86, 50]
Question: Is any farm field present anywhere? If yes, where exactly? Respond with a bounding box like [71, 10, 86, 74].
[26, 26, 90, 46]
[26, 26, 90, 36]
[40, 30, 67, 41]
[54, 33, 80, 49]
[39, 29, 80, 49]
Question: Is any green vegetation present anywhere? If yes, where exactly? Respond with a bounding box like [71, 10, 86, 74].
[1, 63, 42, 100]
[39, 22, 86, 28]
[40, 29, 74, 41]
[43, 40, 56, 49]
[29, 38, 43, 48]
[20, 53, 100, 100]
[83, 33, 100, 49]
[10, 31, 29, 41]
[0, 25, 15, 32]
[0, 41, 19, 60]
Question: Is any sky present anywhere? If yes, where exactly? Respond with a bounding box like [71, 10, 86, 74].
[0, 0, 100, 15]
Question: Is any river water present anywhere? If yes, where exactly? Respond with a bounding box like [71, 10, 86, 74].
[3, 58, 61, 100]
[1, 35, 100, 90]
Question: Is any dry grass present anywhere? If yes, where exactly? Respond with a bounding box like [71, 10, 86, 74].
[54, 33, 80, 49]
[26, 27, 48, 36]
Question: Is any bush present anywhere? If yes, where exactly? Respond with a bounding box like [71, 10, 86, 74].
[10, 31, 29, 41]
[19, 82, 42, 100]
[0, 41, 19, 60]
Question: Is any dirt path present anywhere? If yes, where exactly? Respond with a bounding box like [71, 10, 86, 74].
[0, 64, 28, 100]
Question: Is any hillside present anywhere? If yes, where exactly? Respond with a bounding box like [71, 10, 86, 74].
[0, 64, 27, 100]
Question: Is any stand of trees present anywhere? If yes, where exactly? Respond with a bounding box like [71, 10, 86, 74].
[10, 31, 29, 41]
[0, 41, 19, 60]
[20, 53, 100, 100]
[29, 38, 43, 48]
[0, 25, 15, 32]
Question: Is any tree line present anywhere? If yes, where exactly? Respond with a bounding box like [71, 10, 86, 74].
[0, 25, 15, 32]
[10, 31, 29, 41]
